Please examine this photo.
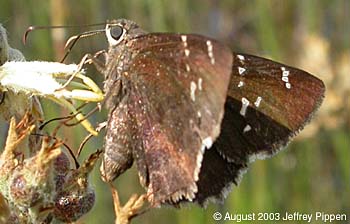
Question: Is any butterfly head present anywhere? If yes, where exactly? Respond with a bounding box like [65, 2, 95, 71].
[105, 19, 145, 47]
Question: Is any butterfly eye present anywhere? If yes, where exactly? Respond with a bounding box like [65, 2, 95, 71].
[106, 25, 125, 46]
[110, 25, 124, 40]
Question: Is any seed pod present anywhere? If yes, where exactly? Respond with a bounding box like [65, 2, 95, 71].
[53, 150, 101, 222]
[53, 151, 72, 192]
[53, 187, 95, 222]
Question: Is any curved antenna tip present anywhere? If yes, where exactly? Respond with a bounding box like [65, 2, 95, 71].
[23, 26, 35, 45]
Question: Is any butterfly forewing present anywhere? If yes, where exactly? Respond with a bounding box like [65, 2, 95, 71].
[114, 33, 232, 204]
[190, 53, 325, 205]
[231, 54, 324, 128]
[217, 53, 325, 162]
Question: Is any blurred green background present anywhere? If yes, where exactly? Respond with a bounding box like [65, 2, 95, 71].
[0, 0, 349, 223]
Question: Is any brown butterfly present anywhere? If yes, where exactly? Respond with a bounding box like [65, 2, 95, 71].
[84, 19, 324, 206]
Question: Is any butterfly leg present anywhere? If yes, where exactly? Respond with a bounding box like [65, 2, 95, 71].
[57, 53, 98, 90]
[111, 185, 146, 224]
[47, 96, 98, 136]
[55, 88, 104, 102]
[53, 73, 104, 103]
[54, 54, 104, 102]
[49, 75, 103, 136]
[77, 121, 106, 156]
[85, 50, 107, 74]
[75, 72, 103, 96]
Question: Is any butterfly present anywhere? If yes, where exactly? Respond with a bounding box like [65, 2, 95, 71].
[86, 19, 325, 206]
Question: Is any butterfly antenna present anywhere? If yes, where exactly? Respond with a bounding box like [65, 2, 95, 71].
[39, 114, 75, 131]
[64, 105, 99, 127]
[23, 25, 68, 44]
[61, 29, 104, 62]
[23, 23, 105, 62]
[77, 120, 106, 157]
[39, 102, 93, 131]
[23, 23, 106, 45]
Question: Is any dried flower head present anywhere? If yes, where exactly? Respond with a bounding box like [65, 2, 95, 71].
[0, 115, 100, 223]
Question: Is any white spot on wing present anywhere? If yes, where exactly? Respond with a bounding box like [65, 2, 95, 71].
[210, 57, 215, 65]
[243, 124, 251, 133]
[185, 64, 190, 72]
[198, 78, 202, 91]
[283, 70, 290, 77]
[203, 137, 213, 149]
[238, 81, 244, 88]
[240, 97, 250, 116]
[190, 81, 197, 101]
[254, 96, 262, 107]
[238, 66, 246, 75]
[185, 49, 190, 57]
[181, 35, 188, 47]
[206, 40, 215, 64]
[237, 54, 245, 61]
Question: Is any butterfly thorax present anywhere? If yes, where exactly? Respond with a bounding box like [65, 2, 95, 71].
[103, 19, 147, 110]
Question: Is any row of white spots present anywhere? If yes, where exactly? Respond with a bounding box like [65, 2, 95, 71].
[181, 36, 192, 72]
[190, 81, 197, 101]
[254, 96, 262, 107]
[206, 40, 215, 65]
[241, 96, 262, 133]
[240, 97, 250, 116]
[237, 55, 246, 87]
[181, 35, 190, 57]
[235, 55, 253, 135]
[281, 67, 291, 89]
